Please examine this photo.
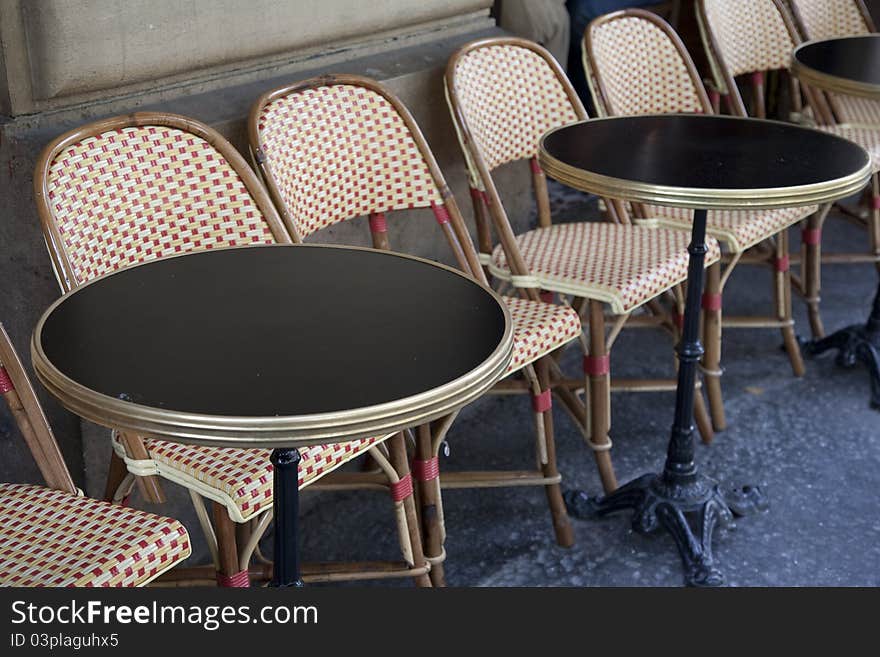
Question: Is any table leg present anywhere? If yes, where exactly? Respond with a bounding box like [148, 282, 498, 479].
[565, 209, 768, 587]
[804, 275, 880, 408]
[270, 447, 304, 587]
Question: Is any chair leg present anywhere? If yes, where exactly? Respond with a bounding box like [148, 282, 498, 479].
[693, 381, 714, 445]
[103, 449, 130, 503]
[586, 301, 617, 493]
[535, 357, 574, 547]
[802, 209, 826, 340]
[386, 433, 432, 588]
[701, 262, 726, 431]
[413, 425, 446, 587]
[213, 502, 250, 587]
[775, 230, 805, 377]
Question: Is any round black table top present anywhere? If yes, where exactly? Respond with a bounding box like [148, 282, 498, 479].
[32, 245, 513, 448]
[793, 34, 880, 99]
[539, 114, 871, 209]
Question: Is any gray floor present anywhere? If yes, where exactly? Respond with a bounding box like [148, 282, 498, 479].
[297, 184, 880, 587]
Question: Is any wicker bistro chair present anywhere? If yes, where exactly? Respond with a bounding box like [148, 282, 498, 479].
[697, 0, 880, 339]
[249, 74, 587, 584]
[583, 10, 816, 431]
[445, 38, 722, 479]
[0, 323, 192, 586]
[33, 113, 430, 587]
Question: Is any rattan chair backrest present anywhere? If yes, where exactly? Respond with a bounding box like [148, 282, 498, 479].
[697, 0, 804, 116]
[0, 323, 76, 493]
[444, 38, 585, 172]
[585, 9, 712, 117]
[34, 113, 290, 291]
[445, 37, 588, 292]
[787, 0, 874, 40]
[249, 74, 484, 279]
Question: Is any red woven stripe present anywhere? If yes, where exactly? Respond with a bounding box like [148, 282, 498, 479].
[775, 255, 790, 272]
[709, 90, 720, 107]
[801, 228, 821, 245]
[702, 293, 722, 311]
[369, 212, 388, 233]
[391, 473, 414, 502]
[468, 187, 491, 206]
[752, 71, 765, 86]
[672, 312, 684, 331]
[431, 202, 450, 225]
[539, 290, 554, 303]
[873, 196, 880, 210]
[530, 157, 542, 174]
[0, 366, 13, 394]
[532, 389, 552, 413]
[583, 354, 610, 376]
[412, 457, 439, 482]
[216, 570, 250, 587]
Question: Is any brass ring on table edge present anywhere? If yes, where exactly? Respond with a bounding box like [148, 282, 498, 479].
[539, 124, 873, 210]
[31, 244, 514, 449]
[792, 36, 880, 101]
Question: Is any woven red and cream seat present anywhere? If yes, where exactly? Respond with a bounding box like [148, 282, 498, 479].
[639, 204, 814, 254]
[0, 323, 191, 587]
[110, 434, 386, 523]
[0, 483, 190, 587]
[503, 296, 582, 372]
[489, 222, 719, 315]
[34, 113, 428, 587]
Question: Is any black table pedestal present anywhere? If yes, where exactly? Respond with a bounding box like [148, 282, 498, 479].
[565, 209, 768, 586]
[270, 447, 304, 588]
[805, 277, 880, 408]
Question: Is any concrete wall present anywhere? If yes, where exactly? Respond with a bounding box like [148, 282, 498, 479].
[0, 1, 539, 563]
[0, 0, 491, 115]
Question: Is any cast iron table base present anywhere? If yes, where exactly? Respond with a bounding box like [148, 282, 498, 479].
[805, 280, 880, 409]
[563, 208, 768, 587]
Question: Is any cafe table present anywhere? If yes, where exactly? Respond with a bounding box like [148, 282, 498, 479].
[31, 244, 513, 587]
[792, 34, 880, 408]
[540, 114, 871, 586]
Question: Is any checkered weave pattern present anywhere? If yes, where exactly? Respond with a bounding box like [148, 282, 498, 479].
[0, 483, 190, 587]
[589, 16, 705, 115]
[450, 44, 579, 169]
[642, 204, 814, 252]
[830, 96, 880, 125]
[702, 0, 796, 77]
[46, 126, 275, 284]
[121, 434, 386, 523]
[490, 223, 721, 315]
[789, 0, 869, 39]
[818, 124, 880, 172]
[503, 296, 581, 373]
[256, 85, 443, 238]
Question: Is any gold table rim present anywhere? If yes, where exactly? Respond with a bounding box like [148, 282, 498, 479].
[538, 114, 872, 209]
[31, 243, 514, 449]
[792, 34, 880, 101]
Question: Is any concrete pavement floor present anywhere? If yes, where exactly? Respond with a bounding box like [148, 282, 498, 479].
[296, 185, 880, 587]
